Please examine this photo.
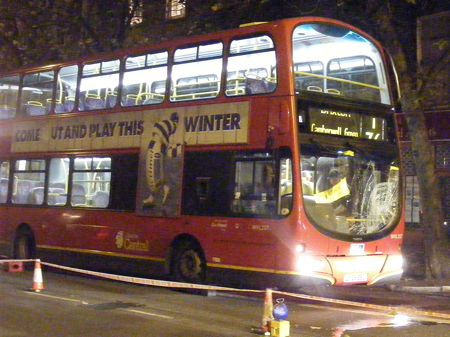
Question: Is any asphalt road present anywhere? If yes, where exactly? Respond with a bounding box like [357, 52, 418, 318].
[1, 267, 449, 337]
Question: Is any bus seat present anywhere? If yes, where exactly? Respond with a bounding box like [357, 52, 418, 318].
[92, 190, 109, 208]
[325, 88, 341, 95]
[140, 92, 164, 105]
[25, 101, 46, 116]
[0, 178, 8, 203]
[266, 80, 276, 92]
[54, 102, 65, 113]
[71, 184, 86, 205]
[245, 77, 268, 94]
[151, 80, 166, 95]
[0, 105, 15, 119]
[84, 94, 105, 110]
[12, 180, 35, 204]
[120, 93, 136, 106]
[29, 187, 44, 205]
[50, 182, 66, 190]
[306, 86, 323, 92]
[64, 96, 75, 112]
[47, 187, 66, 205]
[225, 78, 246, 96]
[106, 92, 117, 108]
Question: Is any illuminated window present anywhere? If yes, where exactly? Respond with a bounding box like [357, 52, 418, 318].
[0, 160, 10, 203]
[226, 35, 277, 96]
[166, 0, 186, 20]
[129, 0, 143, 26]
[12, 159, 46, 205]
[171, 42, 223, 102]
[122, 51, 168, 106]
[71, 157, 112, 208]
[21, 71, 55, 116]
[80, 59, 120, 111]
[0, 75, 20, 119]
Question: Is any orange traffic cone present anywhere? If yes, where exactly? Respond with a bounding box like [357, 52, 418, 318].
[261, 288, 274, 333]
[31, 259, 44, 292]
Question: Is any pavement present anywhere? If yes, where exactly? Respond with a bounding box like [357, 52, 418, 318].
[387, 279, 450, 294]
[295, 277, 450, 318]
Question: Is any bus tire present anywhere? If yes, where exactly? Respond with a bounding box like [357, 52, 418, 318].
[171, 240, 206, 284]
[13, 227, 35, 260]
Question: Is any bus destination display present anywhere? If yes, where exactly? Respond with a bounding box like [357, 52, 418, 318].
[308, 107, 386, 141]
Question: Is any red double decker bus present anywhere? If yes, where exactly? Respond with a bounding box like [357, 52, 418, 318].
[0, 16, 404, 287]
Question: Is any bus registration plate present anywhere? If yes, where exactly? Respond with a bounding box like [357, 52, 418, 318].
[343, 273, 368, 283]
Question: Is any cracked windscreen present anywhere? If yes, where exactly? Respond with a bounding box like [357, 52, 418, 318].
[300, 147, 400, 236]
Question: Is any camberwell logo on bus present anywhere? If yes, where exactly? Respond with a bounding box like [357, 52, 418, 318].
[115, 231, 149, 252]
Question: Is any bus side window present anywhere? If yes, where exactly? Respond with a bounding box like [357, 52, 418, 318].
[122, 51, 168, 107]
[171, 42, 223, 102]
[232, 156, 277, 216]
[47, 158, 69, 206]
[21, 71, 55, 117]
[55, 65, 79, 114]
[79, 60, 120, 112]
[0, 160, 10, 203]
[279, 157, 293, 216]
[226, 35, 277, 97]
[71, 157, 111, 208]
[0, 75, 20, 119]
[12, 159, 46, 205]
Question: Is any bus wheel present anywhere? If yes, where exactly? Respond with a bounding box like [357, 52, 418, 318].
[13, 229, 35, 259]
[172, 241, 206, 283]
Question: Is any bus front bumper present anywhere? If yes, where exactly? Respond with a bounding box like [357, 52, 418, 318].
[295, 254, 404, 286]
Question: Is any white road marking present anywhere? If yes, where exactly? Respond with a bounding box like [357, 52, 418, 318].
[26, 291, 88, 305]
[26, 291, 174, 320]
[125, 309, 174, 320]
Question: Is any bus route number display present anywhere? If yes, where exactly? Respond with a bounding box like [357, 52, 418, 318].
[308, 107, 386, 141]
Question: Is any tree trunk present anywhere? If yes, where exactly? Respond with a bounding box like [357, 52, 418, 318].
[403, 106, 450, 279]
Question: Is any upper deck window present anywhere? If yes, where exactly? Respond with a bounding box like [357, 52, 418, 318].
[226, 35, 277, 96]
[292, 24, 391, 104]
[80, 59, 120, 111]
[21, 71, 55, 117]
[170, 42, 223, 102]
[55, 65, 79, 114]
[0, 75, 20, 119]
[122, 51, 168, 106]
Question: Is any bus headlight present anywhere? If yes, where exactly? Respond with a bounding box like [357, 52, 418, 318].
[383, 254, 403, 272]
[295, 244, 305, 253]
[296, 255, 330, 274]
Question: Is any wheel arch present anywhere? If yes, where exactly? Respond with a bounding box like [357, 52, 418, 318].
[165, 233, 206, 276]
[13, 223, 36, 259]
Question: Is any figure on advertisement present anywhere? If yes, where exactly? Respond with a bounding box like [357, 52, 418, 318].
[143, 112, 182, 208]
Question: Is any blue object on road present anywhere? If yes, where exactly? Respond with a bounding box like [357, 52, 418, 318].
[273, 298, 289, 320]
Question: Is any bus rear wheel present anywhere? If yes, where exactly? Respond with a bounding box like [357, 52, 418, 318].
[171, 241, 206, 283]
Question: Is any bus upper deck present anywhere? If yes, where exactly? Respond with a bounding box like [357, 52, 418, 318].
[0, 17, 392, 122]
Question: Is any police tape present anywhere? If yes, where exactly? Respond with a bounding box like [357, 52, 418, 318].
[40, 261, 262, 293]
[274, 290, 450, 321]
[2, 258, 450, 321]
[0, 259, 38, 263]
